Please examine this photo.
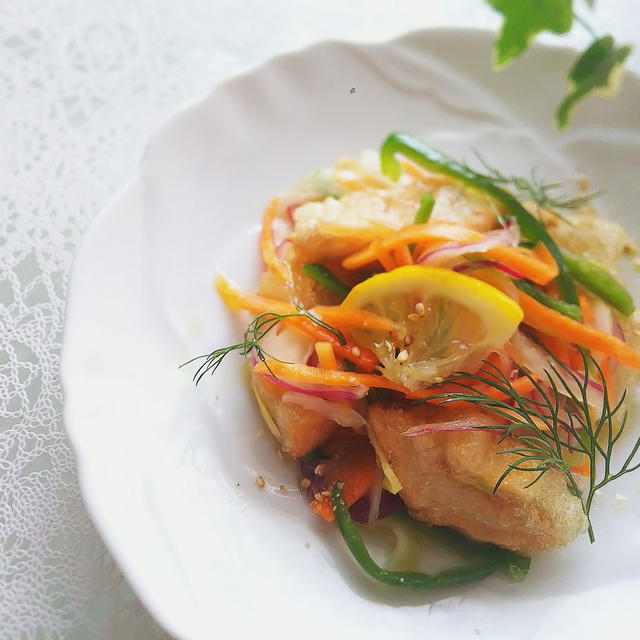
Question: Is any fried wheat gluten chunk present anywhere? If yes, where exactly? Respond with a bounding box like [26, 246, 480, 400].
[252, 373, 337, 459]
[368, 403, 587, 555]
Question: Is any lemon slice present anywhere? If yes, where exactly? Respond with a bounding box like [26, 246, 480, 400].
[341, 265, 523, 389]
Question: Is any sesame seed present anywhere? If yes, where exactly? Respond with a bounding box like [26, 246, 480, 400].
[300, 478, 311, 488]
[407, 313, 420, 322]
[351, 346, 361, 357]
[396, 349, 409, 363]
[314, 464, 325, 476]
[434, 376, 443, 383]
[314, 492, 324, 502]
[279, 484, 286, 493]
[415, 302, 425, 316]
[255, 475, 265, 489]
[321, 490, 331, 497]
[404, 334, 414, 346]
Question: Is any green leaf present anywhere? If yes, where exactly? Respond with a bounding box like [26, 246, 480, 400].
[487, 0, 573, 68]
[555, 35, 632, 128]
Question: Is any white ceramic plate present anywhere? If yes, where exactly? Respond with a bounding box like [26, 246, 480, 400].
[62, 29, 640, 639]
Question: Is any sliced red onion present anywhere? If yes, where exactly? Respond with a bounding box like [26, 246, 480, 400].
[274, 237, 291, 259]
[281, 391, 366, 429]
[454, 259, 523, 280]
[367, 467, 384, 528]
[285, 203, 300, 225]
[402, 416, 489, 436]
[417, 227, 518, 267]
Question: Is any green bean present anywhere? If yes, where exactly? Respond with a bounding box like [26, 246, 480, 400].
[301, 263, 350, 300]
[330, 483, 498, 589]
[561, 249, 635, 316]
[380, 133, 578, 305]
[414, 192, 435, 224]
[396, 513, 530, 582]
[513, 279, 582, 321]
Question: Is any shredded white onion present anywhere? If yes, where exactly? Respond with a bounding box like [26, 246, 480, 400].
[281, 391, 366, 429]
[367, 467, 384, 529]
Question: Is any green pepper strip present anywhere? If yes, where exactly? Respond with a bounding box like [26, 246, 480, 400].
[513, 279, 582, 322]
[560, 249, 635, 316]
[330, 483, 498, 588]
[301, 263, 350, 301]
[414, 192, 435, 224]
[380, 133, 578, 306]
[396, 512, 530, 582]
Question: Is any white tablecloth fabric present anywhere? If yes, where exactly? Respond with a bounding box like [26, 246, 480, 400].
[1, 1, 638, 637]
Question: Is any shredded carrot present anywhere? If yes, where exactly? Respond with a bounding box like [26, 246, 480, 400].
[578, 291, 594, 326]
[518, 290, 640, 369]
[254, 359, 417, 394]
[310, 441, 377, 522]
[259, 198, 290, 280]
[215, 274, 393, 334]
[315, 342, 338, 370]
[342, 224, 482, 270]
[393, 244, 414, 267]
[484, 245, 558, 285]
[569, 346, 583, 371]
[599, 358, 614, 402]
[569, 454, 590, 477]
[535, 332, 572, 366]
[371, 239, 396, 271]
[312, 306, 394, 333]
[215, 275, 380, 370]
[532, 242, 556, 269]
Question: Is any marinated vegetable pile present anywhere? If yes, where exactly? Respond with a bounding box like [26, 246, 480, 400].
[187, 133, 640, 589]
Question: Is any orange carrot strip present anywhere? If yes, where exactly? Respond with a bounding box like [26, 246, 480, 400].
[393, 244, 414, 267]
[569, 454, 590, 477]
[342, 224, 482, 270]
[253, 359, 435, 399]
[532, 242, 556, 269]
[259, 198, 290, 280]
[371, 239, 396, 272]
[535, 332, 571, 366]
[215, 275, 379, 370]
[315, 342, 338, 370]
[216, 274, 393, 334]
[310, 442, 377, 522]
[314, 306, 394, 333]
[578, 291, 594, 326]
[518, 291, 640, 369]
[599, 358, 614, 402]
[569, 346, 583, 371]
[484, 245, 558, 285]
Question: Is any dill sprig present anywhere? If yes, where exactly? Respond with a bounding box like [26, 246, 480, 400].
[462, 152, 600, 220]
[181, 308, 345, 385]
[422, 345, 640, 542]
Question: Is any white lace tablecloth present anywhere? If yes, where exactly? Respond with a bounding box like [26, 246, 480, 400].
[1, 1, 638, 637]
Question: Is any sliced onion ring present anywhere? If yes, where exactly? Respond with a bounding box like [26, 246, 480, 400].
[402, 417, 489, 436]
[417, 227, 518, 267]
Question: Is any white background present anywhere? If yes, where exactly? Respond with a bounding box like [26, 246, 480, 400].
[1, 1, 639, 637]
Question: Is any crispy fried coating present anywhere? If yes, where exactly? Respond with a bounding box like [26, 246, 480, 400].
[368, 403, 587, 554]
